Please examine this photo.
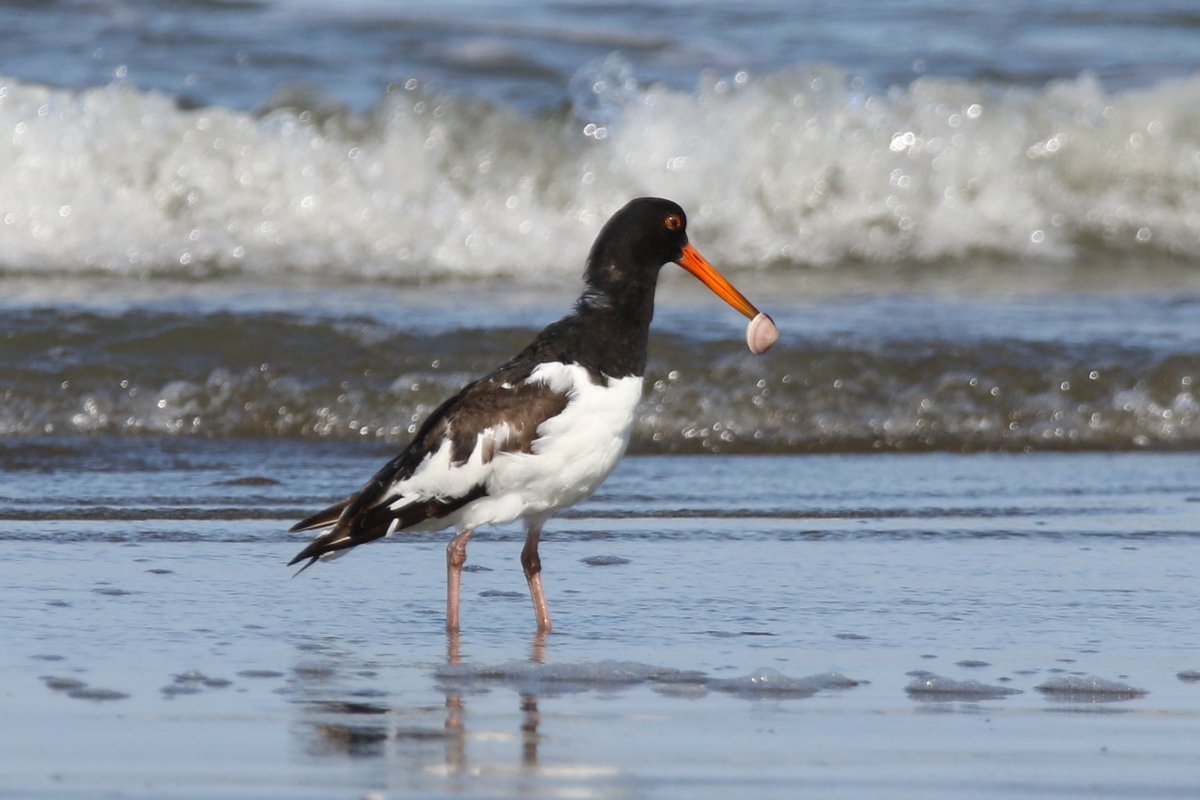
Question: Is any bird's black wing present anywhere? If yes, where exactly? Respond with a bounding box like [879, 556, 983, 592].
[288, 364, 569, 572]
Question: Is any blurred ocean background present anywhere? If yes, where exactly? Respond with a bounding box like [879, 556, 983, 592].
[1, 0, 1199, 453]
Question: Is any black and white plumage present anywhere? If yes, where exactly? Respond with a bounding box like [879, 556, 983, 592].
[290, 197, 769, 633]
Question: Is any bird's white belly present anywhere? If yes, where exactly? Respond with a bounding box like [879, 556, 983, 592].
[384, 363, 642, 534]
[465, 365, 643, 529]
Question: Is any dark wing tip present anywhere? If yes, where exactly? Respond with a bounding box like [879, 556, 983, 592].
[287, 544, 319, 569]
[290, 498, 351, 533]
[287, 528, 342, 568]
[288, 554, 319, 577]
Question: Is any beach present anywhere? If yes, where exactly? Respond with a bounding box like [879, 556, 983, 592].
[3, 447, 1199, 798]
[3, 0, 1200, 796]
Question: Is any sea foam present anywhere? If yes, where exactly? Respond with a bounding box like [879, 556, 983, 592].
[1035, 676, 1148, 700]
[435, 660, 856, 700]
[2, 66, 1199, 280]
[905, 674, 1022, 700]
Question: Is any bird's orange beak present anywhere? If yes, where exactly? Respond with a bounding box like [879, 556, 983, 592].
[674, 243, 760, 320]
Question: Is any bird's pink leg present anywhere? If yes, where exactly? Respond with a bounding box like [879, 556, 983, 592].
[521, 521, 552, 633]
[446, 527, 474, 632]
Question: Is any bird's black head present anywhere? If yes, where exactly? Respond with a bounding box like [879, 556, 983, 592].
[580, 197, 689, 309]
[578, 196, 762, 332]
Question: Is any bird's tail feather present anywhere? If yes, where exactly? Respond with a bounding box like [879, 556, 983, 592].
[287, 484, 488, 574]
[288, 528, 364, 575]
[289, 498, 351, 533]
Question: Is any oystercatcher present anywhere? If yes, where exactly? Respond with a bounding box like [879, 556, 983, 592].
[289, 197, 776, 632]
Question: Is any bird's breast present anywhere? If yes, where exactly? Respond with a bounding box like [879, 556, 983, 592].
[473, 362, 643, 523]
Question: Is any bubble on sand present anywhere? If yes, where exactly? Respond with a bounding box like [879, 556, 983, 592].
[652, 681, 710, 700]
[906, 674, 1021, 700]
[42, 676, 87, 693]
[68, 687, 130, 702]
[160, 670, 232, 697]
[293, 663, 338, 680]
[92, 587, 134, 596]
[710, 670, 858, 699]
[42, 673, 130, 701]
[437, 660, 706, 696]
[1035, 676, 1147, 700]
[580, 555, 631, 566]
[173, 670, 225, 686]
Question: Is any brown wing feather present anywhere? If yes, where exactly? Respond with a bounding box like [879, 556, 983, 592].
[288, 370, 570, 572]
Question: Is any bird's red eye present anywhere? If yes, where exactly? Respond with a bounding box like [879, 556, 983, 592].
[664, 214, 683, 231]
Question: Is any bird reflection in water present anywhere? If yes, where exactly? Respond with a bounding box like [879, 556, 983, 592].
[443, 630, 547, 774]
[296, 630, 548, 778]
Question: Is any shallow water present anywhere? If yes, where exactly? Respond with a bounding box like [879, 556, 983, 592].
[3, 446, 1199, 798]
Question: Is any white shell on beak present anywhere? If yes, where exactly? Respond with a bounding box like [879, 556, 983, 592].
[746, 312, 779, 355]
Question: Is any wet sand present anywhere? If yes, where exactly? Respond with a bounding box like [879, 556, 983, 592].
[2, 449, 1199, 798]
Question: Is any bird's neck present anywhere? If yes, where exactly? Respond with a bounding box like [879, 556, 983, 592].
[571, 289, 655, 379]
[534, 275, 654, 381]
[575, 283, 655, 324]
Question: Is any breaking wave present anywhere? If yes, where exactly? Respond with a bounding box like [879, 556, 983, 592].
[2, 63, 1200, 282]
